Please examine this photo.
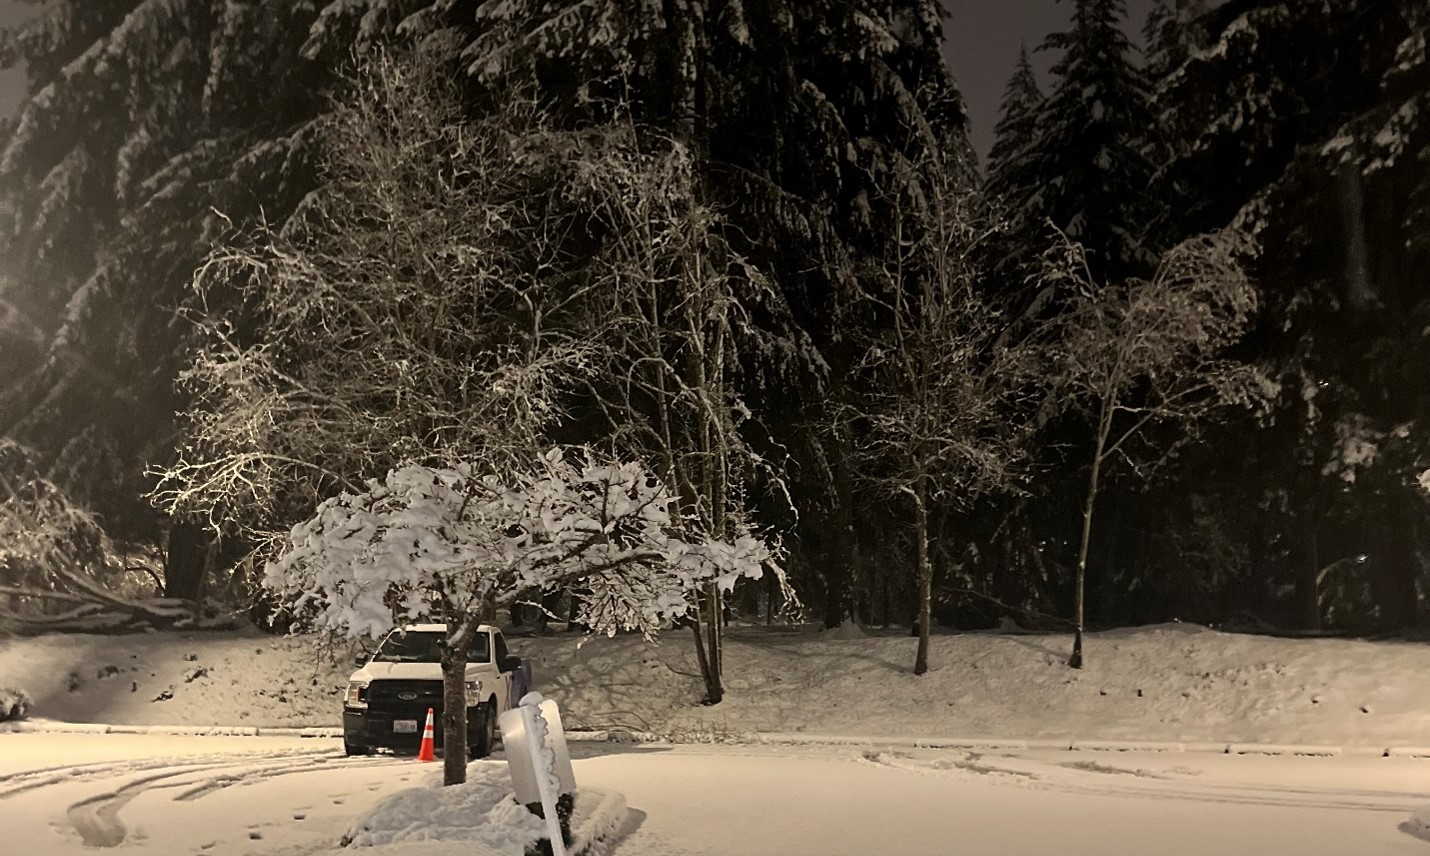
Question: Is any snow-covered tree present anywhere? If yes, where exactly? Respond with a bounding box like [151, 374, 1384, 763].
[984, 43, 1043, 216]
[1042, 231, 1270, 668]
[982, 42, 1048, 294]
[0, 0, 326, 599]
[298, 0, 974, 634]
[1154, 0, 1430, 630]
[1021, 0, 1156, 283]
[1142, 0, 1208, 81]
[152, 49, 595, 557]
[0, 439, 219, 633]
[558, 121, 805, 702]
[855, 143, 1037, 675]
[267, 447, 771, 784]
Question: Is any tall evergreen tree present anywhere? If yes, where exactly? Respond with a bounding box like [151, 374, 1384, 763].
[1153, 0, 1430, 631]
[3, 0, 973, 642]
[0, 0, 326, 598]
[299, 0, 978, 634]
[1022, 0, 1156, 283]
[984, 42, 1043, 212]
[1142, 0, 1209, 81]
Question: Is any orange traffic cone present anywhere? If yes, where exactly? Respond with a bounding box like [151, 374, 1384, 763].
[417, 707, 436, 762]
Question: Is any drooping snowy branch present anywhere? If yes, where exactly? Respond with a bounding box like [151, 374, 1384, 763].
[264, 447, 770, 641]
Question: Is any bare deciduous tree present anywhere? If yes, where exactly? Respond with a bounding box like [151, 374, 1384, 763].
[1044, 231, 1272, 668]
[151, 50, 598, 556]
[154, 48, 796, 707]
[855, 145, 1038, 676]
[560, 119, 804, 703]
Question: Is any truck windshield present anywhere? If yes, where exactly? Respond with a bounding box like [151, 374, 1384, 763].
[370, 631, 490, 664]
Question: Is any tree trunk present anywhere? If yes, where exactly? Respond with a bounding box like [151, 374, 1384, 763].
[1336, 157, 1375, 311]
[1377, 496, 1420, 631]
[1293, 496, 1322, 631]
[164, 522, 210, 602]
[913, 489, 932, 676]
[690, 608, 722, 704]
[823, 441, 857, 628]
[1071, 445, 1105, 670]
[705, 582, 722, 690]
[764, 571, 776, 625]
[440, 620, 475, 786]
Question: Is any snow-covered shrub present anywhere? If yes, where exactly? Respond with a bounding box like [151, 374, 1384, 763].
[0, 686, 32, 722]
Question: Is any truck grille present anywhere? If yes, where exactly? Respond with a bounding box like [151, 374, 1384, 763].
[368, 680, 444, 708]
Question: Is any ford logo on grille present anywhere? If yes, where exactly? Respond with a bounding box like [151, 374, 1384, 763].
[398, 691, 418, 700]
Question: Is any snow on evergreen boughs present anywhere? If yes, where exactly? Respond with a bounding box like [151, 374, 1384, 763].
[984, 43, 1042, 206]
[1017, 0, 1157, 280]
[264, 448, 771, 640]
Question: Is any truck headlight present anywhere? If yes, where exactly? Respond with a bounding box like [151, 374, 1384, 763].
[464, 680, 482, 706]
[345, 681, 369, 709]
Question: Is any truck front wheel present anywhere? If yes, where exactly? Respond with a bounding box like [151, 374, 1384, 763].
[468, 700, 497, 759]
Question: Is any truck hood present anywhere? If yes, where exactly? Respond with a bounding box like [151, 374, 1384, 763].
[351, 661, 494, 682]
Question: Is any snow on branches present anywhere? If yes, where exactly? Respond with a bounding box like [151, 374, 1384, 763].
[264, 447, 770, 641]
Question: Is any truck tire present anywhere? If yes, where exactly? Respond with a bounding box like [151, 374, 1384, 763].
[469, 699, 497, 759]
[344, 739, 373, 757]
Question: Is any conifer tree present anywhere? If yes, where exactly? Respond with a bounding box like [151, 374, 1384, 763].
[0, 1, 326, 596]
[985, 42, 1043, 219]
[1154, 0, 1430, 632]
[1142, 0, 1208, 81]
[1022, 0, 1156, 283]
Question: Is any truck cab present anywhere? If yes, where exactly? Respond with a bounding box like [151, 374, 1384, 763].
[340, 623, 530, 758]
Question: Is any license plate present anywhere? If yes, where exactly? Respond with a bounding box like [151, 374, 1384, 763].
[393, 720, 418, 734]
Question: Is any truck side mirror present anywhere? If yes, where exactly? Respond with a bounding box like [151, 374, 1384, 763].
[500, 655, 521, 673]
[353, 654, 367, 668]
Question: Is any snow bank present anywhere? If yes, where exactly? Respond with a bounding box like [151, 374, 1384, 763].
[337, 762, 627, 856]
[6, 622, 1430, 748]
[1405, 805, 1430, 843]
[340, 763, 544, 855]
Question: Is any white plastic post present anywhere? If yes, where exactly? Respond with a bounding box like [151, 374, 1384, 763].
[537, 698, 576, 795]
[520, 693, 566, 856]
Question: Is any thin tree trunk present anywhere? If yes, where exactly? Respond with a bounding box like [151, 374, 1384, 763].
[1337, 157, 1374, 311]
[765, 571, 775, 625]
[690, 609, 721, 704]
[705, 582, 722, 688]
[1294, 492, 1322, 631]
[914, 488, 932, 675]
[1071, 439, 1106, 670]
[1379, 496, 1420, 631]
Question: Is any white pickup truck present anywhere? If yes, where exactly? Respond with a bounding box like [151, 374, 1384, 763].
[340, 623, 530, 758]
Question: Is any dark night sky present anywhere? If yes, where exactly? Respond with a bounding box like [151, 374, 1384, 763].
[0, 1, 1162, 161]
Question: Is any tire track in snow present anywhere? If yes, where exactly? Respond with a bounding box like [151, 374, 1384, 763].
[0, 747, 334, 798]
[173, 755, 395, 801]
[2, 748, 393, 848]
[859, 750, 1430, 814]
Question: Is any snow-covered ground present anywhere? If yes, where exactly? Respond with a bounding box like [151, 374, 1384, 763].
[4, 622, 1430, 748]
[2, 734, 1429, 855]
[7, 623, 1430, 854]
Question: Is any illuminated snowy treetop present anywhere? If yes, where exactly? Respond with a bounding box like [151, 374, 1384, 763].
[264, 447, 770, 641]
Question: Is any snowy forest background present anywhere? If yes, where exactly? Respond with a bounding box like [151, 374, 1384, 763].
[0, 0, 1426, 672]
